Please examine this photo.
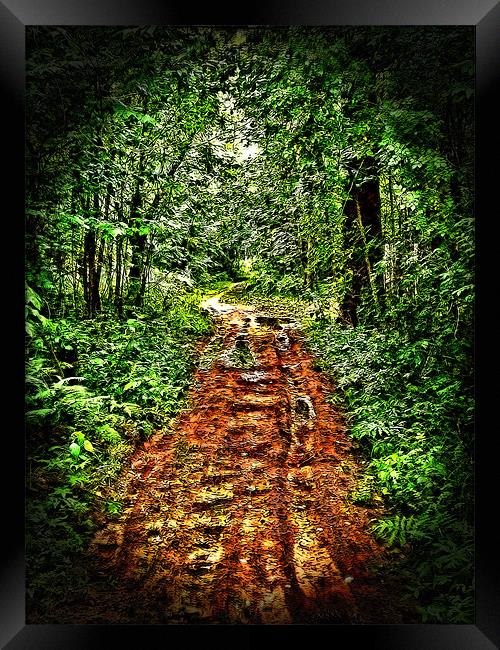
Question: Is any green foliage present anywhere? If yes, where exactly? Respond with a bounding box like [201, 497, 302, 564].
[105, 500, 123, 517]
[25, 25, 473, 625]
[350, 473, 376, 505]
[25, 287, 213, 619]
[372, 514, 420, 548]
[306, 319, 473, 623]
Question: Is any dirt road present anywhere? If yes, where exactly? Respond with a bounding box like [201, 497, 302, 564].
[80, 296, 406, 624]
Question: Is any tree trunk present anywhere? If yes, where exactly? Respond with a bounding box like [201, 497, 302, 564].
[127, 228, 147, 308]
[126, 154, 146, 310]
[340, 196, 363, 327]
[340, 161, 383, 325]
[89, 193, 102, 315]
[113, 199, 124, 315]
[94, 185, 111, 309]
[83, 229, 97, 317]
[140, 238, 154, 304]
[94, 237, 105, 310]
[354, 196, 379, 308]
[81, 196, 90, 313]
[107, 239, 114, 303]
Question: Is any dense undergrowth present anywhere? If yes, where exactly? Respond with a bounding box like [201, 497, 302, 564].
[306, 320, 473, 623]
[25, 26, 474, 625]
[228, 280, 474, 624]
[25, 277, 473, 624]
[25, 286, 213, 619]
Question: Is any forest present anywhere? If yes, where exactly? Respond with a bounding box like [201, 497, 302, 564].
[25, 26, 474, 625]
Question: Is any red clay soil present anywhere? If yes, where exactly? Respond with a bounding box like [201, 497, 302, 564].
[72, 297, 410, 624]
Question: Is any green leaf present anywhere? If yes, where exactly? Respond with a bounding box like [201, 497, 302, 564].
[26, 408, 55, 422]
[74, 431, 85, 445]
[69, 442, 81, 458]
[83, 439, 94, 453]
[26, 285, 42, 310]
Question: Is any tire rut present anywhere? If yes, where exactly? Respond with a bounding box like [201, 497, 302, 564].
[75, 297, 408, 624]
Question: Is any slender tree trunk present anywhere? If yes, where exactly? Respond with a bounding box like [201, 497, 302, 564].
[73, 231, 78, 312]
[388, 169, 395, 237]
[115, 236, 123, 316]
[81, 191, 103, 318]
[113, 199, 124, 315]
[140, 238, 154, 304]
[94, 237, 105, 310]
[126, 152, 146, 310]
[127, 223, 147, 309]
[93, 184, 111, 310]
[107, 239, 114, 303]
[83, 229, 96, 317]
[89, 192, 102, 315]
[354, 197, 379, 308]
[81, 195, 90, 313]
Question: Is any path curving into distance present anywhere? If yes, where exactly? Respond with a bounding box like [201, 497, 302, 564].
[77, 295, 407, 624]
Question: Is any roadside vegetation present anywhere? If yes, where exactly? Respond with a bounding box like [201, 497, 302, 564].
[26, 25, 473, 623]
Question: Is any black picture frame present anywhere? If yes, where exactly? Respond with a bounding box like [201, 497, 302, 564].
[2, 0, 499, 647]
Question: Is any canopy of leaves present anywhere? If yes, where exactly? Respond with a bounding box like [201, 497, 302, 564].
[25, 26, 473, 625]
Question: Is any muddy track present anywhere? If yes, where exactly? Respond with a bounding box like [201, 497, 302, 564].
[76, 298, 407, 624]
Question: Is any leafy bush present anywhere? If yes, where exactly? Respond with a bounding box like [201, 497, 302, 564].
[25, 288, 214, 619]
[306, 319, 473, 623]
